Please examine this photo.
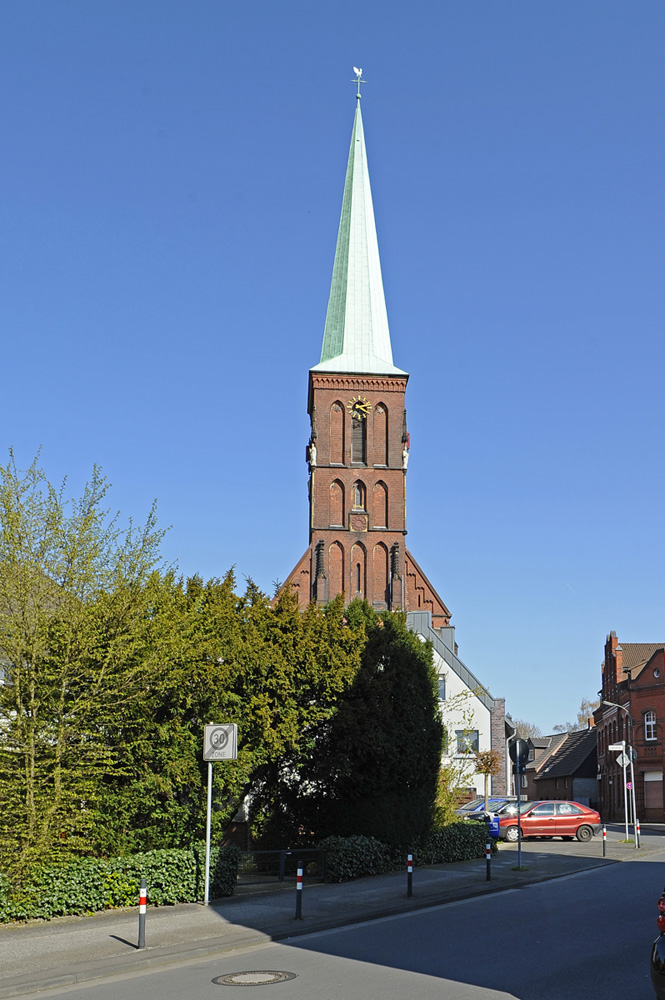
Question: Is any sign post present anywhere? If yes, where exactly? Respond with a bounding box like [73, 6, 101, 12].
[203, 724, 238, 905]
[509, 739, 530, 869]
[628, 747, 638, 849]
[609, 741, 629, 843]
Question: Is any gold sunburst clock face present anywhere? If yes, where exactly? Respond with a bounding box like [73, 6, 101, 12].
[347, 396, 371, 420]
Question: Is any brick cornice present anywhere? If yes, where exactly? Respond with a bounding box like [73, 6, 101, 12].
[310, 373, 408, 393]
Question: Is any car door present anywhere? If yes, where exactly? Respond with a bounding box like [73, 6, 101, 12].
[522, 802, 556, 837]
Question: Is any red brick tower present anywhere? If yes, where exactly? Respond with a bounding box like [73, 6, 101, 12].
[284, 88, 450, 629]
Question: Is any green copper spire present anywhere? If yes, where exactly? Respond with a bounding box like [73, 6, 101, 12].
[311, 92, 406, 376]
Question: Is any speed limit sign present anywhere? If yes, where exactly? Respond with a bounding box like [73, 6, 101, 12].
[203, 724, 238, 761]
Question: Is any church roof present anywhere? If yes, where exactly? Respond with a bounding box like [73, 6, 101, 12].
[311, 98, 407, 377]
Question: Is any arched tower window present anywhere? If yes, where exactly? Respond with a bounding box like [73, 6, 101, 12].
[329, 480, 344, 526]
[374, 403, 388, 466]
[351, 543, 366, 598]
[352, 480, 366, 510]
[329, 541, 344, 599]
[330, 402, 344, 465]
[372, 543, 389, 607]
[351, 412, 367, 465]
[372, 481, 388, 528]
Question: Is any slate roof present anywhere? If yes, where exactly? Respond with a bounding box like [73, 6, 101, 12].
[311, 98, 406, 377]
[534, 728, 597, 781]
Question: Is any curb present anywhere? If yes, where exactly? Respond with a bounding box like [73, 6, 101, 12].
[0, 856, 622, 999]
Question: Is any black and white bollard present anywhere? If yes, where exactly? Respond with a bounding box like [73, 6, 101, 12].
[602, 825, 606, 857]
[138, 878, 146, 950]
[485, 842, 491, 881]
[407, 854, 413, 897]
[295, 863, 303, 919]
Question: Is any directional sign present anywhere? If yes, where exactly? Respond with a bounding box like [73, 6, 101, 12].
[204, 724, 238, 761]
[608, 742, 625, 751]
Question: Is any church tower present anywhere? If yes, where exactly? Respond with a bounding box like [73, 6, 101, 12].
[285, 85, 451, 629]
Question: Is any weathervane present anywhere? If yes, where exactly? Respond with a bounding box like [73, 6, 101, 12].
[352, 66, 366, 99]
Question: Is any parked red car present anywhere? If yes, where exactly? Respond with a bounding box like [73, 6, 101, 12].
[498, 800, 602, 843]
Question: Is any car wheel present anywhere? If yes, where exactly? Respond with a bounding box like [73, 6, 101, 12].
[504, 826, 519, 843]
[576, 825, 593, 843]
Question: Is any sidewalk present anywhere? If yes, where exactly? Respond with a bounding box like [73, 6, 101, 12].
[0, 832, 661, 998]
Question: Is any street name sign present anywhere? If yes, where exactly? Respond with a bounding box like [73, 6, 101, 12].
[203, 724, 238, 761]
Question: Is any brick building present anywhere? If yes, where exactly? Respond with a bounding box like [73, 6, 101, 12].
[283, 86, 511, 795]
[595, 631, 665, 822]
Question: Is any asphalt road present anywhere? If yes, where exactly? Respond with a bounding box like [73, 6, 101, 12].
[36, 847, 664, 1000]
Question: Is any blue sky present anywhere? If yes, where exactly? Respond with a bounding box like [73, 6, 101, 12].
[2, 1, 664, 731]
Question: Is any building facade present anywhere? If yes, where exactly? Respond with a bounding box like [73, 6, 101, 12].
[283, 87, 510, 797]
[595, 631, 665, 822]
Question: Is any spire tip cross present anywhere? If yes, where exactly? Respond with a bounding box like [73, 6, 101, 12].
[351, 67, 366, 99]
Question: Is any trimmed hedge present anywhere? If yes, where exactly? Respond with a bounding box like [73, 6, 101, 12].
[416, 822, 498, 865]
[321, 823, 494, 882]
[0, 844, 239, 922]
[321, 835, 394, 882]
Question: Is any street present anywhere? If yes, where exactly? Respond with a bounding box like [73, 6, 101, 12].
[38, 846, 663, 1000]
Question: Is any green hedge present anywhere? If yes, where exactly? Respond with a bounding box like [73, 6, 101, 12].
[416, 822, 498, 865]
[321, 835, 394, 882]
[0, 844, 239, 922]
[321, 823, 494, 882]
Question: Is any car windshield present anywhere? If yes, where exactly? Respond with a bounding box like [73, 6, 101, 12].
[497, 801, 531, 816]
[456, 798, 484, 813]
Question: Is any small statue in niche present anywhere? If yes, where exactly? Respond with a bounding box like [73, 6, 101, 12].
[402, 445, 409, 470]
[308, 442, 317, 468]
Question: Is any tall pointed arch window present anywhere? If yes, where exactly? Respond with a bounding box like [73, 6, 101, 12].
[351, 413, 367, 465]
[330, 402, 344, 465]
[374, 403, 388, 466]
[329, 480, 344, 526]
[372, 542, 389, 607]
[351, 543, 366, 598]
[372, 481, 388, 528]
[329, 541, 344, 599]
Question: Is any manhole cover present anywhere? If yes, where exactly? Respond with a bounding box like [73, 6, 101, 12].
[212, 971, 297, 987]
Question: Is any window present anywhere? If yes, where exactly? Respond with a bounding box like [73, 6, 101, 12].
[352, 482, 366, 509]
[437, 675, 446, 701]
[455, 730, 479, 754]
[556, 803, 582, 815]
[646, 710, 657, 741]
[530, 803, 555, 816]
[330, 403, 344, 464]
[521, 773, 527, 788]
[351, 412, 367, 464]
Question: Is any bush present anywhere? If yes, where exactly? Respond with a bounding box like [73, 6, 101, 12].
[416, 822, 497, 865]
[0, 844, 239, 922]
[320, 825, 494, 882]
[321, 835, 394, 882]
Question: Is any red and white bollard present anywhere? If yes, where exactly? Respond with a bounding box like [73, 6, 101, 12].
[637, 819, 641, 848]
[486, 842, 491, 881]
[407, 853, 413, 897]
[295, 863, 303, 919]
[602, 825, 607, 857]
[138, 878, 146, 950]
